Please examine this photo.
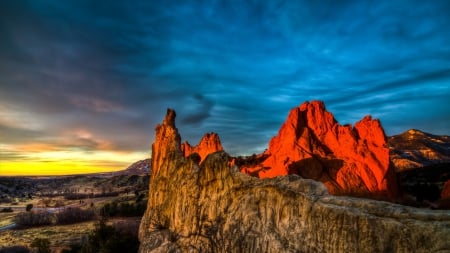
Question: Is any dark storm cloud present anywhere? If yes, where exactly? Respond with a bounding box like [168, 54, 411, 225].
[180, 94, 214, 125]
[0, 0, 449, 160]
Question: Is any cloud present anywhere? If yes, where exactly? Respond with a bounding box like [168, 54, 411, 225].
[180, 94, 214, 125]
[68, 95, 124, 113]
[0, 123, 43, 143]
[0, 0, 449, 166]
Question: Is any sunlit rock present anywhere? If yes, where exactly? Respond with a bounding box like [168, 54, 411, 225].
[139, 108, 450, 253]
[242, 101, 397, 199]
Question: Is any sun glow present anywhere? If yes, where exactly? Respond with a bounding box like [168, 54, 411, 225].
[0, 148, 148, 176]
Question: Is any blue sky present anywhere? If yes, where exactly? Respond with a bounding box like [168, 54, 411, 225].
[0, 0, 449, 170]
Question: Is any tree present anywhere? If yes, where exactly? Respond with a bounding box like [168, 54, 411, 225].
[80, 216, 139, 253]
[30, 238, 51, 253]
[26, 204, 33, 212]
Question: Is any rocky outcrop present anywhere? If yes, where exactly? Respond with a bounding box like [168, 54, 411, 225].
[442, 180, 450, 200]
[181, 133, 223, 162]
[388, 129, 450, 171]
[139, 109, 450, 253]
[151, 109, 182, 179]
[242, 101, 397, 199]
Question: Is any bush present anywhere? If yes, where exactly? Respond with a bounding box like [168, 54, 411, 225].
[26, 204, 33, 212]
[64, 192, 119, 200]
[80, 217, 139, 253]
[61, 244, 81, 253]
[1, 207, 13, 213]
[30, 238, 50, 253]
[61, 244, 82, 253]
[0, 246, 30, 253]
[14, 211, 53, 227]
[100, 201, 146, 217]
[55, 207, 96, 225]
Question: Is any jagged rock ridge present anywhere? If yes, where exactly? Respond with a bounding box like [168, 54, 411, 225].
[181, 132, 223, 162]
[388, 129, 450, 171]
[242, 101, 397, 199]
[139, 109, 450, 253]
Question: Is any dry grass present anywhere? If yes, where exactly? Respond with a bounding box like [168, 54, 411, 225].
[0, 212, 15, 227]
[0, 217, 141, 249]
[0, 220, 95, 248]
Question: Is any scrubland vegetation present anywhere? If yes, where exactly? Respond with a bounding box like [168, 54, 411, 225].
[0, 174, 148, 253]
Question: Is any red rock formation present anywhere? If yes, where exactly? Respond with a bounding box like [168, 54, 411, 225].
[151, 109, 181, 179]
[242, 101, 398, 199]
[442, 180, 450, 200]
[181, 132, 223, 162]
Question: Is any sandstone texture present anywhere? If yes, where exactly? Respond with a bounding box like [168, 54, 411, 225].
[242, 101, 397, 199]
[139, 109, 450, 253]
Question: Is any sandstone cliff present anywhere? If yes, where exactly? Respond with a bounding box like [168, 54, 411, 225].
[241, 101, 397, 199]
[181, 132, 223, 162]
[139, 109, 450, 253]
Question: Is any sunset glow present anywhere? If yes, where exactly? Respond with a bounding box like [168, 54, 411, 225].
[0, 145, 147, 176]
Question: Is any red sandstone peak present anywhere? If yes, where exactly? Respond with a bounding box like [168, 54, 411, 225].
[442, 180, 450, 200]
[181, 132, 223, 162]
[243, 100, 398, 199]
[151, 109, 181, 179]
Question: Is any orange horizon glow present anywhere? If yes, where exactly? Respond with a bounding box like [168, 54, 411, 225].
[0, 146, 149, 176]
[0, 161, 124, 176]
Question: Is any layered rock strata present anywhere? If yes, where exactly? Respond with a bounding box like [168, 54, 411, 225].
[139, 109, 450, 253]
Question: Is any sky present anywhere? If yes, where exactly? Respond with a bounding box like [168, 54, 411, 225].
[1, 0, 449, 175]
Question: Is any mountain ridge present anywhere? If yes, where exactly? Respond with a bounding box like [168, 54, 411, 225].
[388, 129, 450, 171]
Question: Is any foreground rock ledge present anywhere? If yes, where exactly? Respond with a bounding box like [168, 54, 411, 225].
[139, 109, 450, 253]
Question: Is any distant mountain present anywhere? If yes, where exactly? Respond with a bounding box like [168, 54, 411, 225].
[388, 129, 450, 171]
[110, 159, 151, 176]
[124, 159, 151, 175]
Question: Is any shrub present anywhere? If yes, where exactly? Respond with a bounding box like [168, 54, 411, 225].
[61, 244, 81, 253]
[30, 238, 51, 253]
[100, 201, 146, 217]
[14, 211, 53, 227]
[55, 207, 96, 225]
[1, 207, 13, 213]
[0, 246, 30, 253]
[80, 217, 139, 253]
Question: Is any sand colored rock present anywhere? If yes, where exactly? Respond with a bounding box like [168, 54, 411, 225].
[181, 132, 223, 162]
[243, 101, 397, 199]
[139, 109, 450, 253]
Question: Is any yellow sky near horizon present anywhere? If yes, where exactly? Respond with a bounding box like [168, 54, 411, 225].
[0, 147, 149, 176]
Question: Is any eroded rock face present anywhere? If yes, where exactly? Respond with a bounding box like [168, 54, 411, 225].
[242, 101, 397, 199]
[181, 132, 223, 162]
[151, 109, 181, 179]
[139, 109, 450, 253]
